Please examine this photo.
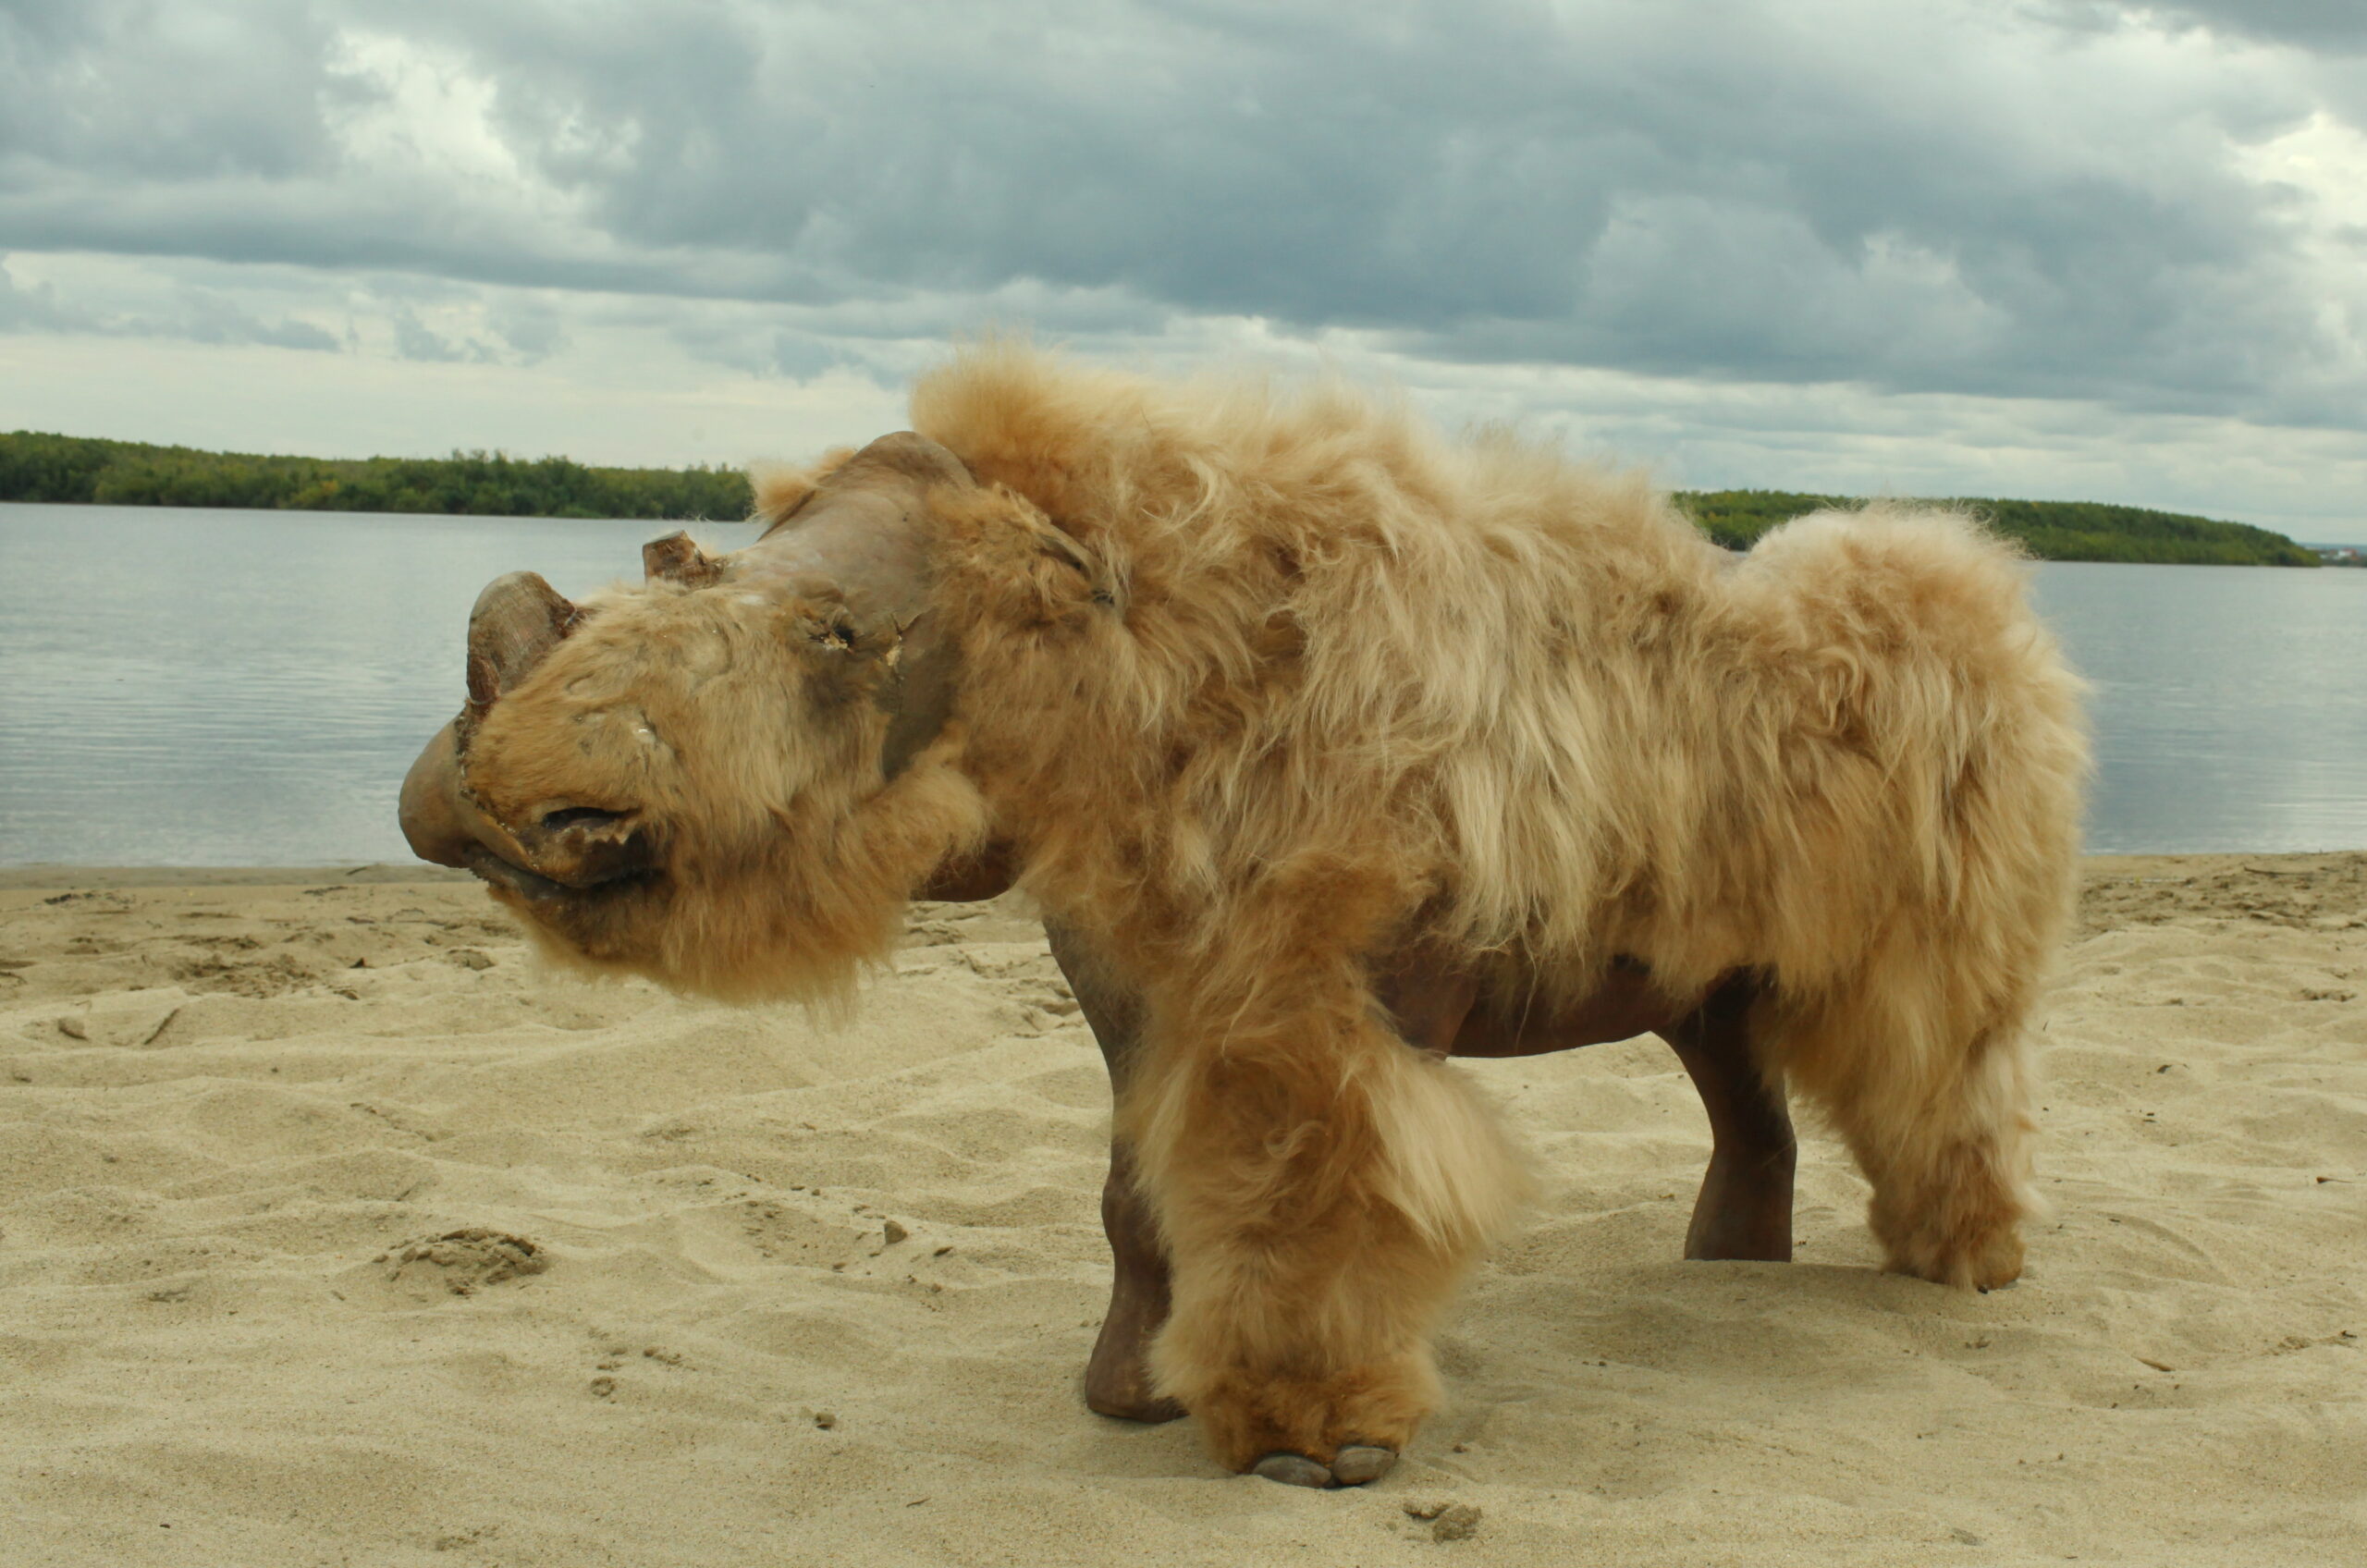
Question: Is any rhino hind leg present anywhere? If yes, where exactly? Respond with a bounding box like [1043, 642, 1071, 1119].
[1660, 974, 1797, 1263]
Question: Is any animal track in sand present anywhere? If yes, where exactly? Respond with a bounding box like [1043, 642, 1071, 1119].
[378, 1229, 549, 1296]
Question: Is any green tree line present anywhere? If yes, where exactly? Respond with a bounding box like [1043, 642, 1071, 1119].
[0, 429, 2321, 564]
[0, 430, 752, 521]
[1674, 488, 2320, 567]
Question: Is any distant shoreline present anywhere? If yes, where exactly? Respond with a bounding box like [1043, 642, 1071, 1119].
[1, 428, 2325, 565]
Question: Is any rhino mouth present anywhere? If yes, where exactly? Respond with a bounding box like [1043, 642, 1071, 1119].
[462, 843, 660, 904]
[539, 805, 631, 833]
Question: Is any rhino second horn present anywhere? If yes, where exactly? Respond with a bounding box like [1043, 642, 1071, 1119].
[465, 570, 581, 714]
[644, 531, 723, 587]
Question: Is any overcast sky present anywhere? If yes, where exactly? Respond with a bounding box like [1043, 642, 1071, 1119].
[4, 0, 2364, 536]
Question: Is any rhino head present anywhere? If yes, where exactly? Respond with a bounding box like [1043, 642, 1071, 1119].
[398, 432, 1002, 1001]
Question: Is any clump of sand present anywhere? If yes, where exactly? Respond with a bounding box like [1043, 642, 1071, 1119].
[1, 857, 2360, 1565]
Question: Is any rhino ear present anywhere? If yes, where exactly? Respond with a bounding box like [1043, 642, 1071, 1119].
[465, 571, 580, 717]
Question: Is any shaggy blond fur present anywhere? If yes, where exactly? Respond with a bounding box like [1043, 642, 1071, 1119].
[466, 343, 2087, 1471]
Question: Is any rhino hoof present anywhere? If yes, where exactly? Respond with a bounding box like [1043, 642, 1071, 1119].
[1251, 1452, 1334, 1488]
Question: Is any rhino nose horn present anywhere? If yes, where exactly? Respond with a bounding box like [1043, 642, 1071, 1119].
[466, 571, 580, 713]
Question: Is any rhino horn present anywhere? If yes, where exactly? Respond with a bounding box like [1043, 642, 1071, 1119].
[465, 570, 580, 717]
[643, 531, 723, 587]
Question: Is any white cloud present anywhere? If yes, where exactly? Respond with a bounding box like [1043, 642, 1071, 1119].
[1, 0, 2363, 539]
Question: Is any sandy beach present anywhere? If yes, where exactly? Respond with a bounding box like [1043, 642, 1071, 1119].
[2, 855, 2360, 1566]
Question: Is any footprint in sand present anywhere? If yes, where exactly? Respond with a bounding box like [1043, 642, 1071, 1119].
[377, 1229, 550, 1297]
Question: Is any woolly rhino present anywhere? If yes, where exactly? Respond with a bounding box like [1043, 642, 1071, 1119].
[400, 346, 2088, 1487]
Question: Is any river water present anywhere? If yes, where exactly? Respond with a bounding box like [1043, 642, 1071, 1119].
[2, 502, 2362, 864]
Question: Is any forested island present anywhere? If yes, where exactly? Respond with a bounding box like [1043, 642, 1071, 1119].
[1677, 488, 2321, 567]
[0, 429, 2323, 565]
[0, 430, 746, 522]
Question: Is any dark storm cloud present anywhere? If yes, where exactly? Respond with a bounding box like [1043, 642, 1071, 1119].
[0, 0, 358, 181]
[2144, 2, 2367, 51]
[373, 0, 2348, 415]
[3, 0, 2361, 422]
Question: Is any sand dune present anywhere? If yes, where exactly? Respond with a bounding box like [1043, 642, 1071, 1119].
[2, 857, 2361, 1565]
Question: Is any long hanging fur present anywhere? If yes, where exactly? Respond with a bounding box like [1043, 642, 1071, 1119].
[453, 340, 2085, 1470]
[903, 343, 2085, 1462]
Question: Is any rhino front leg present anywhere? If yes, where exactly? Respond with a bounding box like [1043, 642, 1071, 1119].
[1134, 961, 1527, 1486]
[1044, 920, 1185, 1425]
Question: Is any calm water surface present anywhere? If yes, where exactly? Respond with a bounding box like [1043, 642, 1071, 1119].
[3, 503, 2362, 864]
[1, 503, 765, 865]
